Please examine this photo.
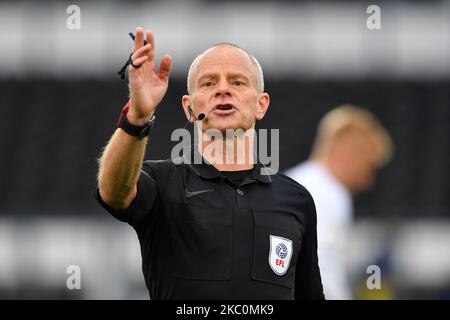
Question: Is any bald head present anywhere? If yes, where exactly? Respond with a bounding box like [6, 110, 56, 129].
[187, 43, 264, 94]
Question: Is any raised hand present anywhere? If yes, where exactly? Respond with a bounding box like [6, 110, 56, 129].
[127, 27, 172, 125]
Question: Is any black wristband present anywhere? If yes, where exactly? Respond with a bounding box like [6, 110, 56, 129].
[118, 110, 155, 140]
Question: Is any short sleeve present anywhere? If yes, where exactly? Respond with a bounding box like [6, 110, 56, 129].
[95, 164, 159, 228]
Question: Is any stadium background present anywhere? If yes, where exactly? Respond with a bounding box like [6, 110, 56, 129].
[0, 0, 449, 299]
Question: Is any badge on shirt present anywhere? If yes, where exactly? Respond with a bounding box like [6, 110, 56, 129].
[269, 235, 293, 276]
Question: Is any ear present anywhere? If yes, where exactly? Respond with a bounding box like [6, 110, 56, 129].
[182, 95, 194, 122]
[255, 93, 270, 121]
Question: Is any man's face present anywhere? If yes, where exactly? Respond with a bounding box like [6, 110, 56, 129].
[182, 46, 269, 132]
[349, 140, 379, 193]
[336, 130, 381, 193]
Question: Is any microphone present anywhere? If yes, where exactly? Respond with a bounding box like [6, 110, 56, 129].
[188, 105, 206, 121]
[184, 105, 206, 129]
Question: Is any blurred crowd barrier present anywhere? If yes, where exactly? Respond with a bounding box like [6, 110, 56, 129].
[0, 214, 449, 299]
[0, 1, 450, 79]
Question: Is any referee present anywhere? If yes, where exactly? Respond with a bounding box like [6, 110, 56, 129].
[96, 27, 324, 300]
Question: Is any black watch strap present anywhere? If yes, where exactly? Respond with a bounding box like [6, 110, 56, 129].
[117, 101, 155, 140]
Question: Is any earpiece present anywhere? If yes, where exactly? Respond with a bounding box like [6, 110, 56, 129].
[188, 105, 206, 121]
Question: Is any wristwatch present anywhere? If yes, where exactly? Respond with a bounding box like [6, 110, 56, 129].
[117, 101, 155, 140]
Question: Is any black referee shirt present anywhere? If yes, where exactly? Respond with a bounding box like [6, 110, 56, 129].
[96, 149, 324, 300]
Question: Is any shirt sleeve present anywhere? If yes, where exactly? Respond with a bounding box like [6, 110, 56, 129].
[294, 190, 325, 300]
[95, 161, 160, 228]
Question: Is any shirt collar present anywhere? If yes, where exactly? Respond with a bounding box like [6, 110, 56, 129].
[185, 147, 273, 183]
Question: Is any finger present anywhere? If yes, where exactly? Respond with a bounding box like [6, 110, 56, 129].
[130, 56, 148, 69]
[146, 30, 155, 61]
[131, 43, 152, 60]
[133, 27, 144, 52]
[158, 55, 172, 82]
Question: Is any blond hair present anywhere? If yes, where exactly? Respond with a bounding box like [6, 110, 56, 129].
[311, 105, 394, 167]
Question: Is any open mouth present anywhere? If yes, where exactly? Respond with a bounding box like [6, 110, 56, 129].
[213, 103, 237, 115]
[214, 103, 235, 110]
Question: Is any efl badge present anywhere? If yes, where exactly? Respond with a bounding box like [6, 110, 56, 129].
[269, 235, 293, 275]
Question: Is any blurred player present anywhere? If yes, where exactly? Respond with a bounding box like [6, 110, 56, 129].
[285, 105, 393, 299]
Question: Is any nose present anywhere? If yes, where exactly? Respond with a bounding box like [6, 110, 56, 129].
[215, 81, 232, 97]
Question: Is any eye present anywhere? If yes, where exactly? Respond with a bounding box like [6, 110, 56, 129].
[233, 80, 243, 86]
[202, 81, 214, 87]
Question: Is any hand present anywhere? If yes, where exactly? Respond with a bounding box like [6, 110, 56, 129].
[127, 27, 172, 125]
